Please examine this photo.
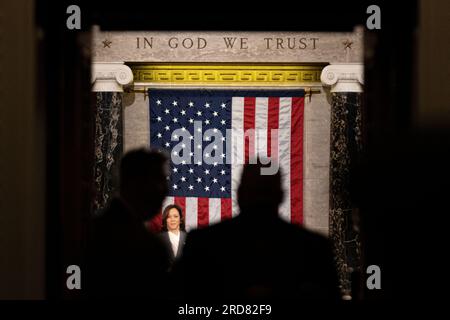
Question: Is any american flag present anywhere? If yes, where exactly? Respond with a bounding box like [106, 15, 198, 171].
[147, 89, 304, 232]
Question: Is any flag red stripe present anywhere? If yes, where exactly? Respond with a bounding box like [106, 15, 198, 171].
[174, 196, 186, 218]
[267, 97, 280, 157]
[220, 198, 232, 221]
[197, 197, 209, 228]
[174, 197, 186, 228]
[148, 212, 162, 233]
[244, 97, 256, 164]
[290, 97, 304, 224]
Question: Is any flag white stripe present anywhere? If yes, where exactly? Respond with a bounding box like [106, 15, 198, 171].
[209, 198, 222, 225]
[255, 97, 269, 159]
[278, 97, 292, 223]
[185, 197, 198, 231]
[161, 196, 174, 211]
[231, 97, 244, 218]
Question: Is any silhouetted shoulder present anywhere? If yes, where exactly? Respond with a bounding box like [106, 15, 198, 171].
[86, 198, 170, 298]
[186, 215, 236, 237]
[178, 215, 340, 300]
[287, 221, 332, 247]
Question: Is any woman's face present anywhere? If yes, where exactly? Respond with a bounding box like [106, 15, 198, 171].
[166, 208, 181, 231]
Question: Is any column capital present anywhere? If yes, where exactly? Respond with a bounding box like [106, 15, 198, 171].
[91, 62, 133, 92]
[321, 63, 364, 93]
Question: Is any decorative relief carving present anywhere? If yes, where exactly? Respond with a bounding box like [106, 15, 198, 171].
[129, 64, 325, 84]
[321, 63, 364, 93]
[92, 62, 134, 92]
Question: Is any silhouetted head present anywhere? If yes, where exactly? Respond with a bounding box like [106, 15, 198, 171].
[237, 160, 284, 216]
[119, 149, 169, 221]
[161, 204, 185, 232]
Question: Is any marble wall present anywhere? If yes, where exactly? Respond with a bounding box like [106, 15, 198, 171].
[329, 92, 363, 295]
[302, 91, 332, 235]
[93, 92, 123, 214]
[123, 92, 149, 151]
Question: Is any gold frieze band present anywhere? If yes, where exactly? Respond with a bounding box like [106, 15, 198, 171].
[127, 63, 326, 85]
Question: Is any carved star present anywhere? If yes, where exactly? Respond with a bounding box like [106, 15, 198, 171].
[343, 39, 353, 50]
[102, 39, 112, 48]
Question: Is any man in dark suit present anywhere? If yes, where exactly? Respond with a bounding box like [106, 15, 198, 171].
[86, 149, 171, 299]
[174, 161, 340, 301]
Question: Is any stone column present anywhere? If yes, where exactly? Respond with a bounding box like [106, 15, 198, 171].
[321, 63, 364, 298]
[91, 62, 133, 214]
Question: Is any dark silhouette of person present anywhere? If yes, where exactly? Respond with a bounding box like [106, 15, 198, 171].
[173, 160, 340, 301]
[158, 204, 187, 270]
[85, 149, 171, 299]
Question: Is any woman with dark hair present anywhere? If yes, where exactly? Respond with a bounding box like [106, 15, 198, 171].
[159, 204, 187, 268]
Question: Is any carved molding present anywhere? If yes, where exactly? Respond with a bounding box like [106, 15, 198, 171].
[321, 63, 364, 93]
[128, 63, 326, 85]
[92, 62, 134, 92]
